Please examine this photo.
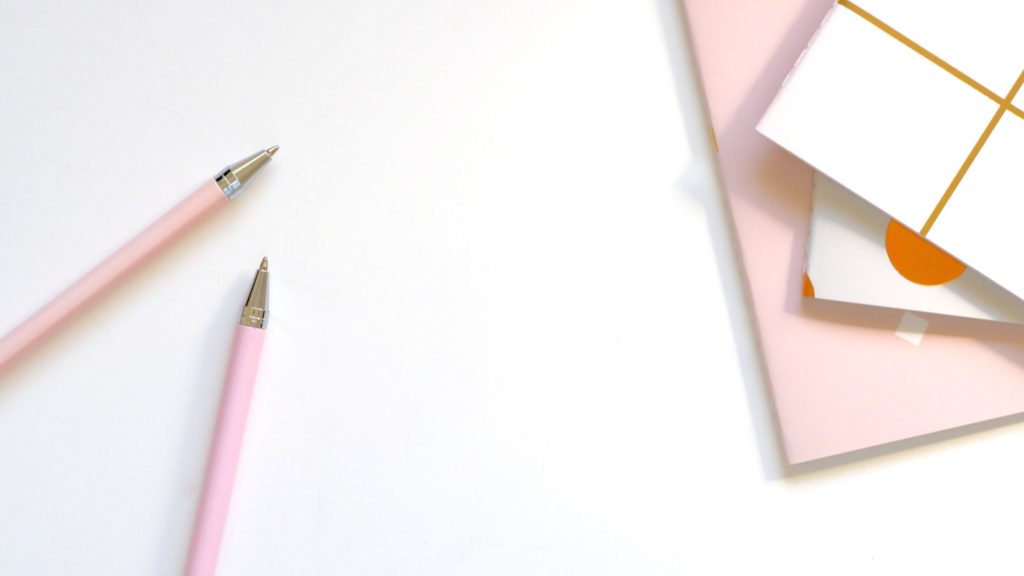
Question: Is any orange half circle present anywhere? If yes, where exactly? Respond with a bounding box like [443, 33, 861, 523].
[885, 220, 966, 286]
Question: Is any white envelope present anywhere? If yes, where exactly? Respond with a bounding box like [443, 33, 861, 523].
[806, 172, 1024, 324]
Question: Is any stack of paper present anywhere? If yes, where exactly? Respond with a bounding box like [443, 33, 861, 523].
[682, 0, 1024, 464]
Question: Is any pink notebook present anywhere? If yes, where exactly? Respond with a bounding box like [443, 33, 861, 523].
[682, 0, 1024, 463]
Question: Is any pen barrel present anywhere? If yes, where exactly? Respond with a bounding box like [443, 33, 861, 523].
[0, 180, 228, 372]
[186, 324, 266, 576]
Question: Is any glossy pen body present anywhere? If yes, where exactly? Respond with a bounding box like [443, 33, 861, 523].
[0, 147, 277, 373]
[186, 258, 269, 576]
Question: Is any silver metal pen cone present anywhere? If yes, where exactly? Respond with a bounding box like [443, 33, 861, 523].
[240, 258, 269, 329]
[215, 146, 278, 200]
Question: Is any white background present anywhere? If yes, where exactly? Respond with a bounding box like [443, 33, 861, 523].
[2, 1, 1024, 574]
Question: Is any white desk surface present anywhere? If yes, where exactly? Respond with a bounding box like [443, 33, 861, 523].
[3, 1, 1024, 574]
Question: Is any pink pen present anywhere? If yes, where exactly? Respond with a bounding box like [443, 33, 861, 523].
[186, 257, 269, 576]
[0, 146, 277, 373]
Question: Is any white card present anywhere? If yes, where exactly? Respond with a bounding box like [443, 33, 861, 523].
[760, 0, 1024, 299]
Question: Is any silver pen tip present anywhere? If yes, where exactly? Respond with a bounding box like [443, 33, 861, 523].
[240, 258, 270, 329]
[217, 147, 277, 199]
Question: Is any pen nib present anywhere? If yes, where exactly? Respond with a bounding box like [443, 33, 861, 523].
[217, 147, 277, 199]
[240, 258, 269, 329]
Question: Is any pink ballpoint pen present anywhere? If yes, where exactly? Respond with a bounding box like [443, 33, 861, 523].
[186, 257, 269, 576]
[0, 146, 278, 373]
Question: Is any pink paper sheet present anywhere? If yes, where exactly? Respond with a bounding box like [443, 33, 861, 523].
[682, 0, 1024, 463]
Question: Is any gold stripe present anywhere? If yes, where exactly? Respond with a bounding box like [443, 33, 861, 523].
[839, 0, 1024, 120]
[709, 126, 719, 155]
[920, 70, 1024, 236]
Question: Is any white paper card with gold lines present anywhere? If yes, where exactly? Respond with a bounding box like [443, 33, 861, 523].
[760, 0, 1024, 300]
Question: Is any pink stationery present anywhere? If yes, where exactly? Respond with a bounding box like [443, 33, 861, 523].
[682, 0, 1024, 463]
[186, 258, 269, 576]
[0, 147, 277, 373]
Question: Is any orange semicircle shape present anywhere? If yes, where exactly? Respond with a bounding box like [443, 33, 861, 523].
[885, 219, 966, 286]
